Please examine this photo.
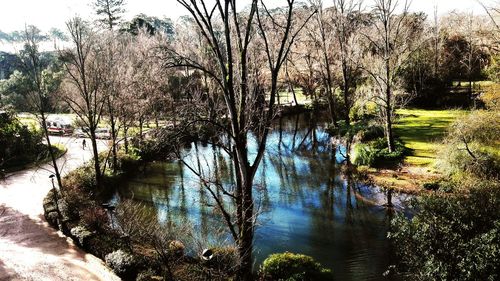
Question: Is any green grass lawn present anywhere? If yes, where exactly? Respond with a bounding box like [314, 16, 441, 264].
[394, 109, 467, 167]
[273, 88, 311, 105]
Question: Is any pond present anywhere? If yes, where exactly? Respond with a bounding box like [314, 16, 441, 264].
[110, 113, 407, 281]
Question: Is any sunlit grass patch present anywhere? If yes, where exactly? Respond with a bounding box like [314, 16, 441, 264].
[394, 109, 467, 167]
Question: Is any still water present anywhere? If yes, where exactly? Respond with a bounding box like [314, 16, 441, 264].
[111, 113, 404, 280]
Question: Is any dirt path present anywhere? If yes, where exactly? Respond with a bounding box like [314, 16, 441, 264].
[0, 137, 120, 281]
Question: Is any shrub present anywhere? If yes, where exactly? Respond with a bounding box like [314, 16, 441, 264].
[422, 181, 440, 191]
[105, 249, 136, 278]
[115, 151, 141, 174]
[437, 110, 500, 180]
[389, 183, 500, 280]
[84, 231, 130, 260]
[0, 111, 45, 170]
[80, 205, 109, 231]
[356, 125, 385, 142]
[62, 165, 97, 192]
[352, 144, 375, 166]
[70, 225, 94, 246]
[136, 269, 160, 281]
[202, 246, 240, 275]
[260, 252, 333, 281]
[353, 137, 408, 167]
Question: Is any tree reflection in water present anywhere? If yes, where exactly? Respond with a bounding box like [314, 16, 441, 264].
[111, 112, 400, 281]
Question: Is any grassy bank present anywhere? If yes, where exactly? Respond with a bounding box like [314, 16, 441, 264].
[394, 109, 466, 167]
[366, 108, 466, 193]
[3, 144, 67, 173]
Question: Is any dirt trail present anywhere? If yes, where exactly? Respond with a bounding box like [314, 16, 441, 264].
[0, 137, 120, 281]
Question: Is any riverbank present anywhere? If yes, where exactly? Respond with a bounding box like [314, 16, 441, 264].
[362, 109, 466, 194]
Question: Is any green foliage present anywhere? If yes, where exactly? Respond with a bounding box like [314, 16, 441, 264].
[486, 54, 500, 82]
[390, 182, 500, 281]
[437, 110, 500, 180]
[349, 101, 378, 122]
[115, 150, 141, 173]
[0, 70, 31, 110]
[94, 0, 126, 29]
[62, 165, 97, 192]
[0, 44, 62, 112]
[0, 51, 21, 80]
[121, 13, 174, 39]
[260, 252, 333, 281]
[356, 124, 385, 142]
[0, 111, 45, 169]
[353, 137, 408, 167]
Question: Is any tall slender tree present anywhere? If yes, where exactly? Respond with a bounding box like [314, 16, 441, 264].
[60, 17, 107, 187]
[93, 0, 127, 171]
[165, 1, 313, 279]
[331, 0, 365, 128]
[93, 0, 126, 30]
[364, 0, 419, 152]
[18, 26, 64, 188]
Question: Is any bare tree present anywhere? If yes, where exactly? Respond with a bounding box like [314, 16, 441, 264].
[60, 17, 107, 187]
[442, 12, 490, 97]
[163, 1, 313, 279]
[306, 0, 338, 124]
[93, 0, 128, 171]
[478, 0, 500, 30]
[364, 0, 420, 152]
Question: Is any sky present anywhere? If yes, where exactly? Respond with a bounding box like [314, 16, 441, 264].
[0, 0, 488, 34]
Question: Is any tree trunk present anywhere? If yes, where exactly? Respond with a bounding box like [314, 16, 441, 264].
[385, 105, 395, 153]
[124, 126, 129, 154]
[89, 128, 102, 187]
[40, 112, 63, 189]
[343, 79, 351, 127]
[238, 179, 254, 281]
[108, 98, 118, 173]
[327, 93, 337, 126]
[139, 118, 144, 141]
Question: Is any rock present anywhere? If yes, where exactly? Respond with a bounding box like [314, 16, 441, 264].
[45, 211, 59, 228]
[43, 189, 59, 228]
[168, 240, 185, 257]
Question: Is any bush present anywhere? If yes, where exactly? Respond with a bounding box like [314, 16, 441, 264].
[70, 225, 94, 246]
[202, 246, 240, 275]
[260, 252, 333, 281]
[83, 231, 130, 260]
[115, 151, 141, 174]
[356, 125, 385, 142]
[80, 205, 110, 231]
[62, 165, 97, 192]
[136, 269, 160, 281]
[437, 110, 500, 180]
[353, 137, 408, 167]
[422, 181, 440, 191]
[389, 183, 500, 280]
[0, 111, 45, 170]
[105, 249, 137, 278]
